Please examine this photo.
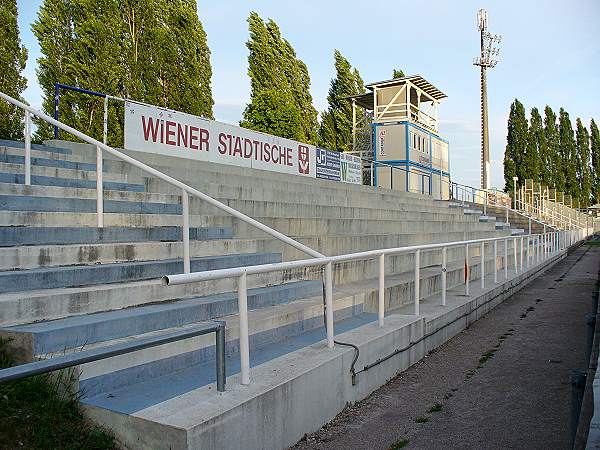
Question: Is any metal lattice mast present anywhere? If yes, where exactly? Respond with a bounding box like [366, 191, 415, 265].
[473, 9, 501, 190]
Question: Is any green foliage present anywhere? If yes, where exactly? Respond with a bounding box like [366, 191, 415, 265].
[543, 106, 560, 189]
[559, 108, 578, 200]
[0, 339, 117, 449]
[242, 12, 317, 143]
[392, 69, 405, 79]
[575, 118, 592, 206]
[504, 99, 527, 191]
[33, 0, 213, 145]
[318, 50, 365, 152]
[0, 0, 28, 140]
[591, 119, 600, 204]
[240, 89, 302, 140]
[523, 107, 543, 181]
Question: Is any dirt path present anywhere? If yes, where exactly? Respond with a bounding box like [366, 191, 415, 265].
[293, 241, 600, 450]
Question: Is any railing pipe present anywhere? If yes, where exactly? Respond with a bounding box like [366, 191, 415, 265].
[504, 238, 508, 279]
[324, 262, 335, 347]
[238, 272, 250, 385]
[378, 254, 385, 327]
[513, 237, 518, 274]
[520, 236, 524, 271]
[441, 246, 447, 305]
[24, 111, 31, 186]
[0, 92, 324, 262]
[493, 240, 498, 284]
[182, 190, 190, 274]
[96, 146, 103, 228]
[465, 244, 470, 296]
[414, 250, 420, 315]
[480, 241, 485, 289]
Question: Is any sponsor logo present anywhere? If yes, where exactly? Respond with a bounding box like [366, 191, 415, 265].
[298, 145, 310, 174]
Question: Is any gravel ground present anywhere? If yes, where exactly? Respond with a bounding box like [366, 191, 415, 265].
[292, 241, 600, 450]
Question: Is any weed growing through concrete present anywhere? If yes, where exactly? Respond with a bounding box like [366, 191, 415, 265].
[0, 338, 117, 449]
[428, 403, 443, 413]
[388, 438, 410, 449]
[415, 416, 429, 423]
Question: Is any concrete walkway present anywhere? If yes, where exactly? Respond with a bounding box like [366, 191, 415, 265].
[293, 241, 600, 450]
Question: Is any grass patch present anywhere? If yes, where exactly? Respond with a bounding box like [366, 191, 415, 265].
[389, 438, 409, 449]
[427, 403, 443, 413]
[415, 416, 429, 423]
[0, 338, 117, 449]
[478, 350, 496, 366]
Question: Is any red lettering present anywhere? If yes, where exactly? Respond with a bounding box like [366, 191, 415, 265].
[159, 120, 164, 144]
[177, 124, 188, 148]
[190, 126, 199, 150]
[218, 133, 227, 154]
[233, 137, 243, 157]
[199, 129, 209, 152]
[244, 139, 253, 158]
[279, 145, 286, 165]
[141, 116, 160, 143]
[165, 121, 176, 146]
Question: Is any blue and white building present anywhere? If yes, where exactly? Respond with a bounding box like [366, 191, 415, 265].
[349, 75, 450, 199]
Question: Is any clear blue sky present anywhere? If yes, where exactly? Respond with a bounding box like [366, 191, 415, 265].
[15, 0, 600, 188]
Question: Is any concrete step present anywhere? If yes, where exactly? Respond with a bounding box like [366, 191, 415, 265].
[0, 161, 143, 184]
[0, 252, 280, 293]
[0, 237, 261, 271]
[74, 249, 520, 408]
[0, 172, 145, 192]
[0, 153, 104, 172]
[0, 139, 72, 155]
[0, 226, 232, 247]
[4, 280, 322, 355]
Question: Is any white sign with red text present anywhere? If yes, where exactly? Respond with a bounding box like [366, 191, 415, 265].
[124, 101, 316, 178]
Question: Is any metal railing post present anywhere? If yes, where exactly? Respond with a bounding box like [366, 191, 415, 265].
[370, 161, 374, 187]
[504, 238, 508, 279]
[465, 243, 470, 296]
[215, 323, 226, 392]
[493, 240, 498, 283]
[24, 111, 31, 186]
[528, 217, 532, 235]
[378, 254, 385, 327]
[480, 241, 485, 289]
[103, 95, 108, 145]
[414, 250, 420, 315]
[182, 190, 190, 274]
[513, 237, 518, 274]
[441, 246, 447, 305]
[324, 262, 334, 348]
[520, 236, 524, 271]
[238, 272, 250, 385]
[526, 236, 530, 268]
[95, 146, 104, 227]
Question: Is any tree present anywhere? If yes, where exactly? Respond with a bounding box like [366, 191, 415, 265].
[558, 108, 578, 200]
[240, 89, 302, 140]
[503, 99, 528, 191]
[543, 106, 561, 190]
[242, 12, 317, 143]
[523, 107, 543, 182]
[575, 118, 592, 206]
[0, 0, 28, 140]
[591, 119, 600, 204]
[318, 50, 365, 152]
[33, 0, 213, 144]
[392, 69, 405, 79]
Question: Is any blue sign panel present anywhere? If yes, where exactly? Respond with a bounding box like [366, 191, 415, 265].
[316, 148, 341, 181]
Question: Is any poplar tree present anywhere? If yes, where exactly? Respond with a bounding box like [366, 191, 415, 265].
[503, 99, 528, 191]
[242, 12, 318, 143]
[559, 108, 578, 199]
[591, 119, 600, 204]
[544, 106, 561, 190]
[392, 69, 405, 78]
[319, 50, 365, 152]
[0, 0, 28, 140]
[523, 107, 542, 181]
[33, 0, 213, 144]
[575, 118, 592, 206]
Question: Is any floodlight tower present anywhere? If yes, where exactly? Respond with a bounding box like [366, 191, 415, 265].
[473, 9, 501, 190]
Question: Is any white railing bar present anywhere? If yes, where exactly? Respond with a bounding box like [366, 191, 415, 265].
[96, 145, 103, 228]
[0, 91, 324, 260]
[378, 254, 385, 327]
[24, 111, 31, 186]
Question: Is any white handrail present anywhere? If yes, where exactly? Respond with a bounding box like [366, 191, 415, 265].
[0, 91, 324, 263]
[163, 227, 585, 387]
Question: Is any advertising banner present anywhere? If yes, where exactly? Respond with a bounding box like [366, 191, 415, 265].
[340, 154, 362, 184]
[124, 101, 316, 178]
[316, 148, 341, 181]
